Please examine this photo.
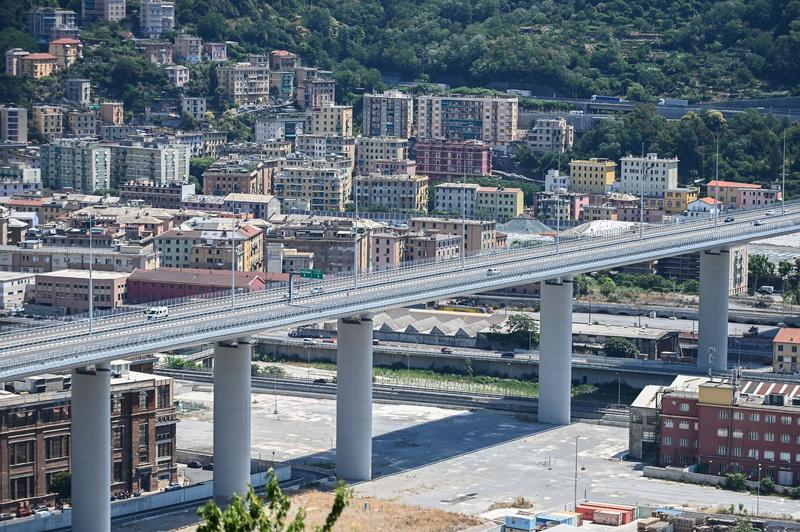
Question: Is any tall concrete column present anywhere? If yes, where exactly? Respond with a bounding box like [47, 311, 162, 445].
[71, 362, 111, 532]
[336, 315, 373, 481]
[213, 336, 252, 505]
[538, 277, 573, 425]
[698, 249, 730, 373]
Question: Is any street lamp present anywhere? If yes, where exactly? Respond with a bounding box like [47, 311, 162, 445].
[782, 129, 787, 214]
[756, 465, 762, 516]
[461, 155, 467, 271]
[555, 187, 567, 254]
[88, 211, 94, 335]
[573, 435, 581, 510]
[615, 372, 621, 405]
[230, 215, 237, 310]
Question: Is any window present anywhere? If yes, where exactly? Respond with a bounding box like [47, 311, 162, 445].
[765, 415, 777, 424]
[662, 455, 673, 465]
[45, 435, 69, 459]
[663, 419, 674, 428]
[765, 432, 775, 442]
[750, 413, 760, 422]
[781, 416, 793, 425]
[733, 411, 744, 421]
[139, 422, 148, 447]
[679, 403, 690, 413]
[9, 440, 34, 465]
[679, 421, 690, 430]
[748, 449, 759, 459]
[157, 442, 172, 458]
[139, 391, 148, 410]
[113, 461, 123, 482]
[733, 429, 744, 439]
[112, 426, 124, 450]
[717, 428, 729, 437]
[781, 434, 791, 444]
[764, 450, 775, 461]
[780, 452, 791, 463]
[10, 476, 33, 500]
[733, 447, 742, 457]
[748, 431, 759, 440]
[719, 410, 730, 420]
[663, 436, 672, 445]
[716, 445, 727, 455]
[157, 386, 170, 409]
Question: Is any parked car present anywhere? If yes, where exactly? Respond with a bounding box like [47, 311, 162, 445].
[164, 482, 182, 492]
[187, 460, 202, 469]
[34, 510, 51, 518]
[0, 513, 13, 521]
[202, 462, 214, 471]
[440, 347, 453, 354]
[15, 504, 33, 518]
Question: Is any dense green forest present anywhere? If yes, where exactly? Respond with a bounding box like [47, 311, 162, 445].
[3, 0, 800, 102]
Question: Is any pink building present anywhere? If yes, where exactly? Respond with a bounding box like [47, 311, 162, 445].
[415, 139, 491, 180]
[707, 180, 780, 211]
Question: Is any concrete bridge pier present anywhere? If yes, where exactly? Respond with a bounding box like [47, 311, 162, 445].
[698, 249, 730, 373]
[538, 277, 573, 425]
[71, 363, 111, 532]
[213, 336, 253, 505]
[336, 314, 373, 480]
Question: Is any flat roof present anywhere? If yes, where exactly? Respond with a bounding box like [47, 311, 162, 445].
[36, 269, 130, 280]
[0, 271, 36, 281]
[573, 322, 675, 340]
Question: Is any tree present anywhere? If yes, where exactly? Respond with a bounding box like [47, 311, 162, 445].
[506, 313, 539, 349]
[51, 471, 71, 503]
[197, 471, 349, 532]
[603, 337, 639, 358]
[724, 472, 747, 491]
[748, 254, 777, 293]
[734, 518, 757, 532]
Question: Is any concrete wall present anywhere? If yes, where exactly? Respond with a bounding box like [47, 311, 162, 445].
[4, 465, 292, 532]
[642, 466, 790, 494]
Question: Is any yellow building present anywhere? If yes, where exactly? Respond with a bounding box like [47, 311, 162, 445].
[273, 156, 353, 211]
[99, 102, 124, 125]
[580, 204, 618, 222]
[354, 173, 429, 213]
[568, 158, 616, 195]
[663, 187, 699, 214]
[476, 186, 524, 222]
[20, 53, 58, 78]
[306, 104, 353, 138]
[48, 38, 82, 69]
[31, 105, 63, 139]
[773, 327, 800, 374]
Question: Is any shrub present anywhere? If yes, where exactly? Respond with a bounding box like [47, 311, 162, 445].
[724, 473, 747, 492]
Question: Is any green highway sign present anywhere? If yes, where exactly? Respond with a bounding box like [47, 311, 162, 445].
[300, 269, 324, 279]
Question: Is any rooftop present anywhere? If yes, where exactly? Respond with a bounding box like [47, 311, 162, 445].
[129, 267, 288, 286]
[22, 53, 57, 60]
[36, 269, 130, 280]
[773, 327, 800, 345]
[707, 180, 761, 189]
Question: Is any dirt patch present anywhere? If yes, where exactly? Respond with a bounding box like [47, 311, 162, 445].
[290, 490, 486, 531]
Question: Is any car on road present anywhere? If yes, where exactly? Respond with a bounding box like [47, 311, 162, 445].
[0, 513, 13, 521]
[311, 287, 324, 296]
[372, 339, 380, 345]
[187, 460, 202, 469]
[501, 352, 516, 358]
[164, 482, 182, 492]
[313, 378, 328, 384]
[202, 462, 214, 471]
[440, 347, 453, 354]
[302, 338, 317, 345]
[766, 209, 776, 216]
[145, 306, 169, 320]
[723, 216, 735, 223]
[754, 219, 765, 226]
[486, 268, 499, 276]
[282, 292, 291, 300]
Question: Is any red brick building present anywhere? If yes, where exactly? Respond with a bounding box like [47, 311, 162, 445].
[126, 267, 289, 304]
[659, 379, 800, 487]
[415, 139, 491, 180]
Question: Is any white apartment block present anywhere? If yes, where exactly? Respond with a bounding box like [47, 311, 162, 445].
[109, 141, 190, 187]
[180, 96, 207, 120]
[527, 118, 574, 153]
[544, 169, 571, 192]
[362, 90, 413, 138]
[306, 105, 353, 138]
[255, 113, 307, 142]
[0, 272, 35, 310]
[65, 78, 91, 105]
[165, 65, 189, 87]
[273, 156, 353, 211]
[139, 0, 175, 38]
[416, 95, 518, 145]
[41, 138, 111, 192]
[354, 173, 428, 213]
[619, 152, 679, 197]
[433, 182, 479, 216]
[354, 137, 408, 174]
[216, 62, 271, 105]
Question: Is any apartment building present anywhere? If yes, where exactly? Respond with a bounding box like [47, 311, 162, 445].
[5, 49, 30, 77]
[118, 181, 195, 209]
[31, 106, 63, 139]
[48, 38, 82, 69]
[415, 139, 492, 180]
[707, 180, 780, 211]
[408, 217, 498, 255]
[138, 39, 173, 65]
[0, 272, 35, 310]
[0, 106, 27, 143]
[773, 328, 800, 374]
[273, 155, 353, 211]
[658, 378, 800, 486]
[33, 269, 128, 314]
[66, 110, 97, 137]
[216, 62, 271, 105]
[663, 187, 699, 214]
[568, 158, 617, 195]
[416, 95, 518, 145]
[20, 53, 58, 79]
[82, 0, 126, 23]
[354, 137, 408, 175]
[65, 78, 91, 105]
[433, 183, 479, 216]
[224, 193, 281, 220]
[226, 141, 292, 160]
[295, 135, 355, 168]
[527, 118, 574, 153]
[354, 174, 429, 213]
[108, 139, 190, 187]
[28, 7, 78, 44]
[544, 169, 571, 192]
[139, 0, 175, 38]
[165, 65, 189, 87]
[269, 50, 300, 71]
[295, 73, 336, 110]
[173, 130, 227, 158]
[0, 164, 42, 197]
[174, 33, 202, 64]
[407, 233, 462, 262]
[0, 365, 177, 513]
[370, 232, 405, 271]
[155, 218, 263, 271]
[0, 241, 157, 274]
[476, 186, 524, 222]
[180, 96, 207, 120]
[255, 113, 307, 142]
[306, 104, 353, 137]
[203, 42, 227, 62]
[41, 139, 111, 192]
[99, 102, 124, 125]
[534, 191, 590, 221]
[269, 70, 294, 101]
[362, 90, 413, 138]
[127, 268, 279, 303]
[619, 153, 679, 197]
[202, 155, 272, 196]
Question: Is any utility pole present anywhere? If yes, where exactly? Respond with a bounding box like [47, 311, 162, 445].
[88, 211, 94, 335]
[714, 135, 720, 227]
[230, 215, 236, 310]
[573, 435, 580, 510]
[782, 129, 787, 214]
[353, 181, 360, 288]
[461, 154, 466, 271]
